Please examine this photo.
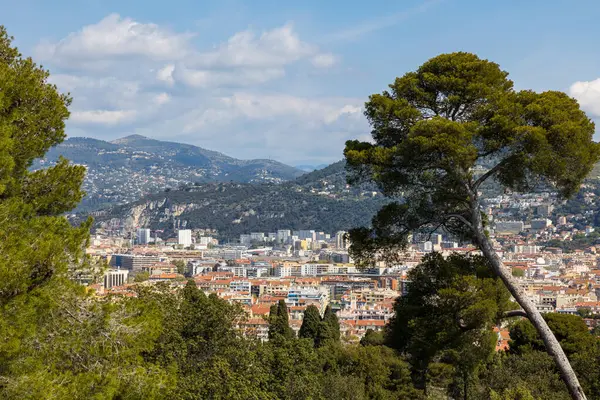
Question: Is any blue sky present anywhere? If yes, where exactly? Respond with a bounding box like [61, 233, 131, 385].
[3, 0, 600, 166]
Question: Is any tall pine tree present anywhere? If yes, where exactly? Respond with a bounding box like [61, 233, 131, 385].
[0, 24, 91, 370]
[322, 305, 341, 341]
[0, 26, 173, 398]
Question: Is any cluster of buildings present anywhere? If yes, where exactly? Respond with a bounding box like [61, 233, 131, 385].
[86, 197, 600, 345]
[484, 191, 596, 240]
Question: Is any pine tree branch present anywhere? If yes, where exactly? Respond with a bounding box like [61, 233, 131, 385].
[473, 162, 504, 189]
[446, 214, 473, 230]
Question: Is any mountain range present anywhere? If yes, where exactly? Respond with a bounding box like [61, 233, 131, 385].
[35, 135, 305, 211]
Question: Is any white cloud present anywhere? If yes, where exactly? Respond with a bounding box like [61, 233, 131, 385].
[36, 13, 192, 66]
[36, 15, 354, 164]
[153, 93, 171, 105]
[220, 93, 361, 123]
[168, 24, 334, 87]
[311, 53, 337, 68]
[169, 92, 367, 164]
[156, 64, 175, 86]
[70, 110, 137, 125]
[190, 24, 317, 68]
[324, 104, 362, 123]
[569, 78, 600, 117]
[172, 65, 285, 88]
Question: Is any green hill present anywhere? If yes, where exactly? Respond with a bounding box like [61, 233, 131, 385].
[87, 162, 387, 239]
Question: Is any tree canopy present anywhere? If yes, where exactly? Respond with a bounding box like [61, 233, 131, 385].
[299, 304, 322, 342]
[345, 52, 599, 263]
[0, 26, 98, 396]
[269, 299, 295, 340]
[386, 253, 514, 397]
[344, 51, 599, 400]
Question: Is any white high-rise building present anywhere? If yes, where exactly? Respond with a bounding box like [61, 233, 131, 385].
[178, 229, 192, 246]
[250, 232, 266, 242]
[198, 236, 213, 246]
[136, 228, 151, 245]
[240, 234, 252, 246]
[104, 269, 129, 289]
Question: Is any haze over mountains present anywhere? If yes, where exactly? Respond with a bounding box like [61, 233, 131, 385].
[36, 135, 305, 211]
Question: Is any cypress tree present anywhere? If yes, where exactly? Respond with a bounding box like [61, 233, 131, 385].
[269, 299, 294, 340]
[322, 305, 340, 341]
[315, 305, 341, 347]
[268, 304, 279, 339]
[277, 299, 295, 339]
[299, 305, 321, 342]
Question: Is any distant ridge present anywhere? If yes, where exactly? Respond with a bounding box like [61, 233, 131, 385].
[85, 159, 387, 240]
[110, 134, 149, 144]
[35, 135, 305, 211]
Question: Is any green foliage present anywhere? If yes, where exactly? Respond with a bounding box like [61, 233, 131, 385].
[344, 51, 599, 264]
[299, 304, 321, 342]
[269, 300, 295, 340]
[0, 26, 136, 398]
[135, 281, 426, 399]
[317, 344, 425, 400]
[172, 259, 187, 275]
[360, 329, 385, 347]
[512, 268, 525, 278]
[509, 313, 596, 357]
[134, 271, 150, 282]
[317, 305, 341, 346]
[386, 253, 514, 395]
[490, 386, 536, 400]
[479, 351, 572, 400]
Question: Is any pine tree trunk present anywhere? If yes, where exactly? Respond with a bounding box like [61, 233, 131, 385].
[470, 201, 587, 400]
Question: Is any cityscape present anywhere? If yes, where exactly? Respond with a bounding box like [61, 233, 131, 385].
[91, 191, 600, 346]
[4, 1, 600, 399]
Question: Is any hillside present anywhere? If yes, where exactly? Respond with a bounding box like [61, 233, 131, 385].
[35, 135, 304, 211]
[86, 161, 388, 240]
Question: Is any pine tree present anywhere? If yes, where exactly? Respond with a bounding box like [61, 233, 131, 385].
[0, 24, 90, 362]
[0, 26, 174, 398]
[269, 303, 278, 321]
[344, 52, 598, 400]
[315, 305, 341, 347]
